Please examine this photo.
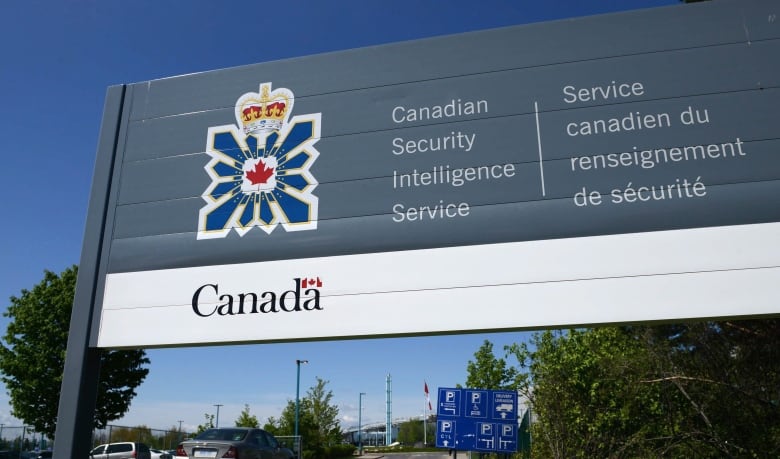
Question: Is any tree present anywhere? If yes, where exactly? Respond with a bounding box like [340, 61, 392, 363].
[396, 418, 420, 445]
[262, 416, 282, 436]
[504, 321, 780, 458]
[263, 399, 316, 439]
[195, 413, 215, 435]
[396, 417, 433, 446]
[508, 328, 665, 458]
[306, 377, 342, 447]
[108, 425, 154, 445]
[465, 340, 517, 389]
[264, 378, 341, 455]
[235, 404, 260, 428]
[0, 266, 150, 438]
[160, 425, 187, 450]
[637, 320, 780, 457]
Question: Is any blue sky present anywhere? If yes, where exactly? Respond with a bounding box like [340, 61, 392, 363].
[0, 0, 678, 434]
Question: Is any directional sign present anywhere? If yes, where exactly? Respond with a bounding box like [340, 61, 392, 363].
[437, 387, 462, 417]
[436, 387, 518, 453]
[493, 391, 518, 421]
[437, 419, 456, 449]
[476, 422, 496, 451]
[498, 423, 517, 454]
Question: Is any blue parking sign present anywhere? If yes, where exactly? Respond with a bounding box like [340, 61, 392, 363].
[465, 390, 488, 419]
[475, 422, 496, 451]
[436, 419, 456, 449]
[435, 387, 518, 453]
[437, 387, 461, 417]
[498, 423, 517, 452]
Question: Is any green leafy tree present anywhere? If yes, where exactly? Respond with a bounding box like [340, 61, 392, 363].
[506, 321, 780, 458]
[235, 404, 260, 428]
[396, 418, 419, 445]
[508, 328, 665, 458]
[195, 413, 215, 435]
[264, 378, 341, 456]
[637, 320, 780, 457]
[262, 416, 282, 436]
[306, 377, 342, 447]
[465, 339, 517, 389]
[396, 417, 433, 446]
[160, 425, 186, 450]
[0, 266, 150, 438]
[263, 399, 316, 438]
[108, 425, 154, 444]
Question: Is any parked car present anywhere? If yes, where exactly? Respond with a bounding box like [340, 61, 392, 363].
[19, 453, 51, 459]
[176, 428, 293, 458]
[149, 449, 172, 459]
[90, 442, 151, 459]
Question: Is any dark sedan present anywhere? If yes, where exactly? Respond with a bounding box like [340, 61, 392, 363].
[175, 428, 293, 459]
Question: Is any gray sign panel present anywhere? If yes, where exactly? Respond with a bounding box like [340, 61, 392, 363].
[102, 0, 779, 275]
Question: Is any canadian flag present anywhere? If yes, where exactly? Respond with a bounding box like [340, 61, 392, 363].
[424, 381, 432, 411]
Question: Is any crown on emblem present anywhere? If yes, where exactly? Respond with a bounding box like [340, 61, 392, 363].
[235, 83, 295, 135]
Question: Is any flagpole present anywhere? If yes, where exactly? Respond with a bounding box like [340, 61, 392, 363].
[423, 397, 427, 446]
[423, 381, 429, 446]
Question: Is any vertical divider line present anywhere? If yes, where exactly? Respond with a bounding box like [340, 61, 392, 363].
[534, 101, 546, 196]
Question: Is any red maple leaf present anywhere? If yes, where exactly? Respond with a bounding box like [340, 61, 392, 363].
[246, 160, 275, 185]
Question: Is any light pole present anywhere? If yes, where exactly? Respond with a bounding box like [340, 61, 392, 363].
[295, 359, 309, 444]
[358, 392, 366, 455]
[214, 404, 223, 428]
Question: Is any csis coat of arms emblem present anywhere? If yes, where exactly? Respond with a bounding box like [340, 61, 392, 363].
[197, 83, 321, 239]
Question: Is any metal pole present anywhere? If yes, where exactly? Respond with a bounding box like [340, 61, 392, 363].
[423, 408, 427, 446]
[358, 392, 366, 455]
[528, 405, 532, 454]
[214, 404, 223, 429]
[294, 359, 308, 447]
[385, 374, 392, 446]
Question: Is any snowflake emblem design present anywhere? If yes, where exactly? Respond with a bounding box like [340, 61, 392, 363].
[197, 83, 321, 239]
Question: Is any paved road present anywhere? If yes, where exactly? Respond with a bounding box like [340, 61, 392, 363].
[359, 452, 464, 459]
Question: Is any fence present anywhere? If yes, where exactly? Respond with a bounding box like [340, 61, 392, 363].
[0, 425, 48, 458]
[90, 429, 301, 458]
[91, 425, 189, 452]
[276, 435, 302, 459]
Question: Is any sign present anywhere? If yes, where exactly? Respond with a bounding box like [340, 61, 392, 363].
[81, 0, 779, 348]
[436, 387, 519, 453]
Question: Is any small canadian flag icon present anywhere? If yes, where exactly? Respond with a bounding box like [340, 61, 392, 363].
[301, 277, 323, 288]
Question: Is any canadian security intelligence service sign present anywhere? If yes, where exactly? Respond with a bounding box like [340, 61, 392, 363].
[91, 0, 780, 349]
[198, 83, 321, 238]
